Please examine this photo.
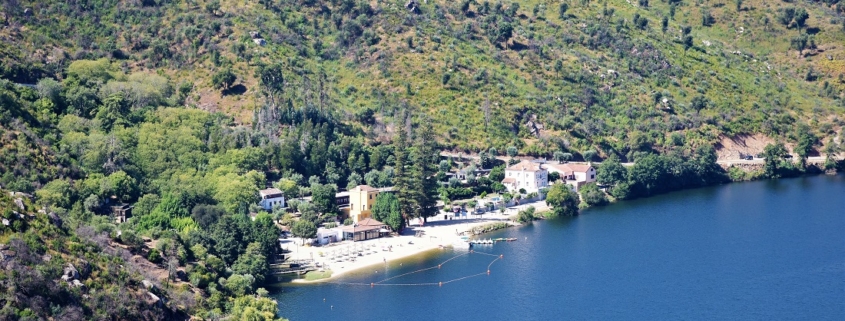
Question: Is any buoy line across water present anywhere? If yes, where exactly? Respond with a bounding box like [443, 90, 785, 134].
[327, 250, 503, 287]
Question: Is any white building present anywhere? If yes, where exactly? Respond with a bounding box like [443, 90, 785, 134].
[502, 160, 548, 193]
[315, 227, 343, 245]
[545, 163, 597, 192]
[258, 188, 285, 211]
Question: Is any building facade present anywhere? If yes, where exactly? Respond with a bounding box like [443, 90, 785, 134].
[544, 163, 597, 191]
[258, 188, 285, 211]
[502, 160, 548, 193]
[340, 218, 388, 241]
[348, 185, 380, 223]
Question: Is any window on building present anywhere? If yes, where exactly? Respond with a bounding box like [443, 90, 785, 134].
[369, 194, 372, 200]
[591, 174, 595, 179]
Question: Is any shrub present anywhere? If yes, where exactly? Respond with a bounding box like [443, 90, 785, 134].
[148, 248, 162, 263]
[579, 184, 608, 206]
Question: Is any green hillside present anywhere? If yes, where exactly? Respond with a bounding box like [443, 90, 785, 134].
[1, 0, 844, 320]
[2, 0, 844, 154]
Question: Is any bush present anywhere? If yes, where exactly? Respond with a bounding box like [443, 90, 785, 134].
[516, 206, 537, 223]
[545, 184, 580, 217]
[579, 184, 608, 206]
[148, 248, 162, 263]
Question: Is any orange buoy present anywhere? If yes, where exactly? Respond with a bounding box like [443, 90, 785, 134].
[499, 254, 503, 258]
[439, 281, 442, 287]
[438, 264, 441, 269]
[487, 270, 490, 275]
[370, 282, 374, 288]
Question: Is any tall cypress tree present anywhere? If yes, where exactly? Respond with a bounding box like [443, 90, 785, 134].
[411, 120, 439, 222]
[392, 113, 415, 226]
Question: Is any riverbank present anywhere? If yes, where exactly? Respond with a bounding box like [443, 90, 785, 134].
[287, 214, 521, 284]
[284, 163, 842, 284]
[276, 174, 845, 320]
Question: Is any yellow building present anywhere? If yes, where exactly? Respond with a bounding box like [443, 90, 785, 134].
[348, 185, 379, 223]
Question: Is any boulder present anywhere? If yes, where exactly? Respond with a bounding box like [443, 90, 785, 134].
[142, 279, 156, 291]
[48, 212, 63, 228]
[61, 264, 79, 281]
[70, 279, 86, 290]
[175, 269, 187, 281]
[405, 0, 420, 13]
[146, 292, 163, 308]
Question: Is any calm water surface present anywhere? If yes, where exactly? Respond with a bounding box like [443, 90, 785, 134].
[275, 175, 845, 320]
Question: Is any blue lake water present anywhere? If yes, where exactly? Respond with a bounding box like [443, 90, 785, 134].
[274, 175, 845, 320]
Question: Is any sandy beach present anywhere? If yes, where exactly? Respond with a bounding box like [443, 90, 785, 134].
[285, 210, 530, 283]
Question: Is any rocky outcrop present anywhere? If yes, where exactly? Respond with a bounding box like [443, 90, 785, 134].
[146, 292, 164, 308]
[405, 0, 421, 13]
[70, 279, 86, 290]
[48, 212, 62, 228]
[61, 264, 79, 282]
[142, 279, 156, 291]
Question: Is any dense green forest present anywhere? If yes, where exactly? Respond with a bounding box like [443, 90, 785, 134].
[1, 0, 845, 320]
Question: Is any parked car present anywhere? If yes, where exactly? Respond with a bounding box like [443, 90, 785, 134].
[743, 155, 753, 160]
[784, 154, 794, 159]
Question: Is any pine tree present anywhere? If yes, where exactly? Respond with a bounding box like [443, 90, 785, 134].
[411, 121, 440, 223]
[392, 113, 415, 226]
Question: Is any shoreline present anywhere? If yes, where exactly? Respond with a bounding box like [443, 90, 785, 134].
[280, 171, 843, 286]
[284, 213, 526, 284]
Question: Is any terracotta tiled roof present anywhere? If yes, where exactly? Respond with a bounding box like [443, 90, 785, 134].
[544, 163, 593, 174]
[505, 160, 544, 172]
[544, 163, 574, 174]
[340, 224, 381, 233]
[340, 218, 386, 233]
[357, 218, 385, 227]
[502, 177, 516, 184]
[566, 164, 593, 173]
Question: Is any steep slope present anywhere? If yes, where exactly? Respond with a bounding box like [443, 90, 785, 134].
[1, 0, 843, 156]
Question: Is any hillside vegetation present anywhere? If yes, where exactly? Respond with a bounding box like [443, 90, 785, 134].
[1, 0, 845, 320]
[2, 0, 844, 156]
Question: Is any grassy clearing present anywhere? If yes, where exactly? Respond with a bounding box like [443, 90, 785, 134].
[304, 269, 333, 281]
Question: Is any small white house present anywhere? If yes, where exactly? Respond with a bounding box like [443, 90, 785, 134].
[258, 188, 285, 211]
[316, 227, 343, 245]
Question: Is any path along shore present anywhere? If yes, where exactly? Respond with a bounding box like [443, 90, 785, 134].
[286, 205, 545, 284]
